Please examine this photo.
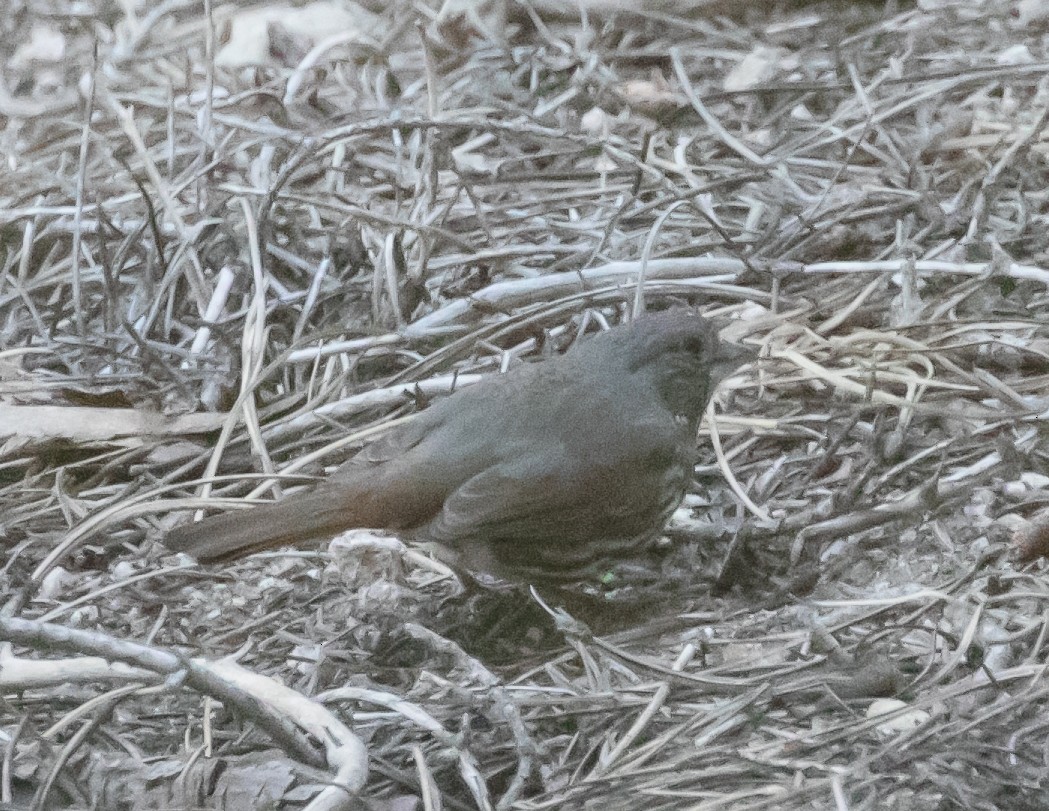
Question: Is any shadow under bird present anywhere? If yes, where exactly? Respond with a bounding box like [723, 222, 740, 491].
[165, 309, 753, 584]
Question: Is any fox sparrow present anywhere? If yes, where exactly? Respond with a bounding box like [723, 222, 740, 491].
[165, 309, 752, 584]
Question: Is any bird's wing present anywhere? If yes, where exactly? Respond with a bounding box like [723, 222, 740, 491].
[426, 420, 694, 576]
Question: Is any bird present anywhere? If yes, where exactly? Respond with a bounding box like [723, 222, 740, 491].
[164, 308, 752, 585]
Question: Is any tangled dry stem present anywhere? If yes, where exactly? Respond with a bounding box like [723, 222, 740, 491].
[2, 0, 1049, 809]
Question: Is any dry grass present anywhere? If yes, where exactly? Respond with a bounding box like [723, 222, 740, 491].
[3, 0, 1049, 808]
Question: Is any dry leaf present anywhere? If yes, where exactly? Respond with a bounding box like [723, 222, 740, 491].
[616, 73, 685, 119]
[724, 45, 783, 92]
[216, 1, 381, 68]
[0, 405, 227, 442]
[866, 698, 930, 736]
[1016, 0, 1049, 26]
[9, 24, 65, 68]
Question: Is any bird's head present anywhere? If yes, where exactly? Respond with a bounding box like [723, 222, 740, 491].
[610, 309, 753, 422]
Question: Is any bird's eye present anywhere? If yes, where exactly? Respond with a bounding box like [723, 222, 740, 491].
[681, 336, 705, 355]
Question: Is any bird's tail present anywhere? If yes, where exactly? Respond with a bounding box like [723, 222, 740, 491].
[164, 490, 361, 562]
[164, 463, 447, 563]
